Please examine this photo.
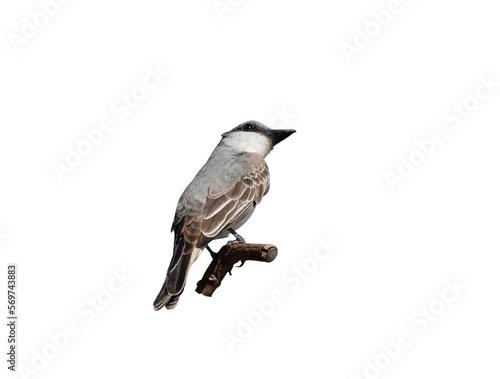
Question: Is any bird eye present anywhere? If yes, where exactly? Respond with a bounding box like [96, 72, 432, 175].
[244, 124, 253, 131]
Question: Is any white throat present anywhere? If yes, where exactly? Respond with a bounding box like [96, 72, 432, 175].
[222, 131, 272, 157]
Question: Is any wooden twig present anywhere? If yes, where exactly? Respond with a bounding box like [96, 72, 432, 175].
[195, 242, 278, 297]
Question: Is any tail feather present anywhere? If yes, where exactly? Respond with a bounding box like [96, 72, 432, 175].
[153, 285, 183, 310]
[166, 252, 193, 294]
[153, 247, 201, 310]
[165, 292, 182, 309]
[153, 284, 172, 310]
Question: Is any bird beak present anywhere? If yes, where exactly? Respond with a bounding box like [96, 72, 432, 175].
[266, 129, 296, 146]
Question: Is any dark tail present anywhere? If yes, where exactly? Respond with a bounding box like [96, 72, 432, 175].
[153, 284, 183, 310]
[153, 242, 198, 310]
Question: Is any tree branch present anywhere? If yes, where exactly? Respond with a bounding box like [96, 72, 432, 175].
[195, 242, 278, 297]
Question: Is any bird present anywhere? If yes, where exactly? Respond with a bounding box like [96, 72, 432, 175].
[153, 120, 296, 310]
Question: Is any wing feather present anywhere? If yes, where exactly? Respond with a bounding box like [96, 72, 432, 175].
[226, 180, 248, 200]
[204, 195, 233, 219]
[200, 158, 269, 239]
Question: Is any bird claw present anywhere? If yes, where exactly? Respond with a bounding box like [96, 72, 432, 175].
[227, 239, 242, 247]
[228, 228, 246, 244]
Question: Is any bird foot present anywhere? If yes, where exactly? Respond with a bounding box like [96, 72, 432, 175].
[228, 228, 246, 244]
[227, 239, 242, 247]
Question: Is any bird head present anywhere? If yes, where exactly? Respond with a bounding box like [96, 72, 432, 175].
[221, 120, 296, 156]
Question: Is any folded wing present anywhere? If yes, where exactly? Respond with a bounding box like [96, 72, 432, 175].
[165, 156, 270, 296]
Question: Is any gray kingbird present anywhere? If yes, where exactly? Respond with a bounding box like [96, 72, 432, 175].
[153, 120, 295, 310]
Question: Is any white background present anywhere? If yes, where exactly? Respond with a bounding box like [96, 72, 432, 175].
[1, 1, 499, 378]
